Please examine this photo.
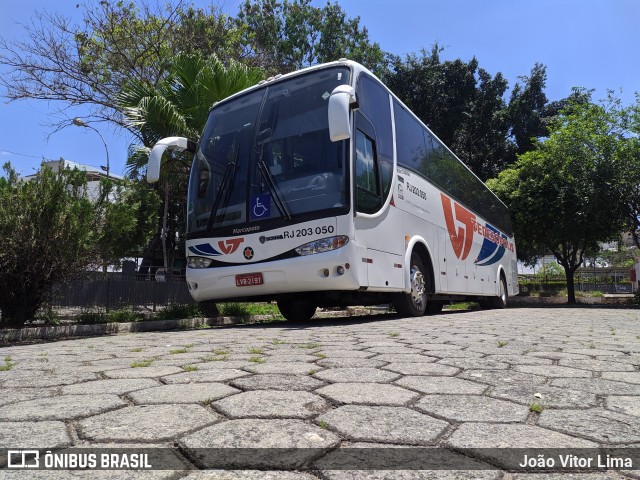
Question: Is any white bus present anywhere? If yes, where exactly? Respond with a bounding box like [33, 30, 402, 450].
[147, 60, 518, 321]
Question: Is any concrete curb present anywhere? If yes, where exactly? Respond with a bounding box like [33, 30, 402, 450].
[0, 307, 391, 344]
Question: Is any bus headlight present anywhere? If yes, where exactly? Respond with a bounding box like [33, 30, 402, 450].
[188, 256, 213, 268]
[295, 236, 349, 256]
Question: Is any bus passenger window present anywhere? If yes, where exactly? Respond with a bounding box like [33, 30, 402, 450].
[355, 129, 381, 213]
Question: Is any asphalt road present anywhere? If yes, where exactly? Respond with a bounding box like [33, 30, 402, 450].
[0, 307, 639, 479]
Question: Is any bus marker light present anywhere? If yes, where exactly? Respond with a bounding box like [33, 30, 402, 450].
[345, 263, 350, 269]
[323, 269, 330, 277]
[336, 266, 345, 275]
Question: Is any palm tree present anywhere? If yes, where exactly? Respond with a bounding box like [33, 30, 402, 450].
[116, 53, 263, 274]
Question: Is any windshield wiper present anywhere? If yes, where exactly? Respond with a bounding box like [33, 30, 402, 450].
[258, 159, 291, 220]
[207, 160, 236, 230]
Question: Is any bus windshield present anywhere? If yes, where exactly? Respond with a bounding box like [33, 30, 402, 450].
[187, 66, 350, 234]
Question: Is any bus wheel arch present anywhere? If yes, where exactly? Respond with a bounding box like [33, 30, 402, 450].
[490, 269, 508, 309]
[393, 240, 436, 317]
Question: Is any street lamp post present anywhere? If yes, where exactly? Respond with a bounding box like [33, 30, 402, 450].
[72, 118, 110, 179]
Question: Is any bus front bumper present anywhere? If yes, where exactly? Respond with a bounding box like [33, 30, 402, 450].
[186, 247, 360, 302]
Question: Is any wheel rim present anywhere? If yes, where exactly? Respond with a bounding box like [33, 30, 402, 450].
[410, 265, 426, 309]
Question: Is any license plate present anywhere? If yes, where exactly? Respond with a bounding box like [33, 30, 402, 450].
[235, 273, 263, 287]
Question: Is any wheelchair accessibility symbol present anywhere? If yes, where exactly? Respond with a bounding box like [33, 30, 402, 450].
[251, 194, 271, 220]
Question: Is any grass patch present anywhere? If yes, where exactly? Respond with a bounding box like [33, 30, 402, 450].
[78, 308, 143, 324]
[248, 347, 264, 354]
[219, 302, 281, 316]
[182, 365, 198, 372]
[529, 402, 544, 413]
[272, 339, 287, 345]
[130, 347, 143, 353]
[0, 355, 16, 371]
[248, 356, 266, 364]
[308, 369, 318, 375]
[156, 304, 203, 320]
[170, 348, 189, 355]
[498, 341, 508, 348]
[445, 302, 480, 311]
[313, 352, 327, 359]
[131, 358, 154, 368]
[35, 306, 61, 325]
[318, 420, 328, 429]
[388, 332, 400, 337]
[212, 349, 229, 356]
[201, 354, 228, 362]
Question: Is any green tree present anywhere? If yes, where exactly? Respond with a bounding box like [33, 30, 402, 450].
[236, 0, 387, 76]
[0, 0, 244, 133]
[116, 53, 263, 272]
[385, 46, 512, 180]
[95, 178, 160, 269]
[488, 94, 631, 303]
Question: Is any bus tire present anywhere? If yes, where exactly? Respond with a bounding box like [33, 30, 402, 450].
[489, 275, 508, 309]
[393, 252, 428, 317]
[277, 299, 317, 322]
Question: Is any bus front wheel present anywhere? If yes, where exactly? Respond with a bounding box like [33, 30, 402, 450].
[277, 299, 317, 322]
[393, 252, 428, 317]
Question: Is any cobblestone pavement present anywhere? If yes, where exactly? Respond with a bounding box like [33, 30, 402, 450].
[1, 307, 640, 479]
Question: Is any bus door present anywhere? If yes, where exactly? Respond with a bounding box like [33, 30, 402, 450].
[353, 113, 404, 290]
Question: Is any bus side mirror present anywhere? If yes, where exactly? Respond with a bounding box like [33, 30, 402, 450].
[328, 85, 357, 142]
[147, 137, 197, 183]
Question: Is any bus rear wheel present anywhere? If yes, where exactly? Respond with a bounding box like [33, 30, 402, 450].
[277, 299, 317, 322]
[393, 252, 428, 317]
[490, 276, 508, 309]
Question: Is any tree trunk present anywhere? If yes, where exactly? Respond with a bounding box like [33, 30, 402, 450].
[565, 268, 577, 304]
[162, 186, 169, 271]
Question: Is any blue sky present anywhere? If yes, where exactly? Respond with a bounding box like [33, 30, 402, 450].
[1, 0, 638, 177]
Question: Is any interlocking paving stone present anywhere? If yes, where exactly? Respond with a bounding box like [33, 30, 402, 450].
[78, 404, 221, 442]
[103, 366, 184, 378]
[317, 405, 449, 444]
[213, 390, 329, 419]
[262, 354, 319, 362]
[313, 367, 400, 383]
[483, 355, 554, 366]
[0, 370, 98, 388]
[180, 471, 318, 480]
[565, 348, 627, 356]
[243, 363, 321, 375]
[513, 474, 632, 480]
[605, 396, 640, 416]
[0, 388, 58, 407]
[0, 394, 126, 421]
[601, 371, 640, 384]
[528, 351, 591, 360]
[557, 359, 637, 372]
[365, 346, 423, 354]
[318, 349, 374, 358]
[447, 422, 598, 448]
[61, 378, 159, 395]
[458, 369, 547, 386]
[416, 394, 529, 422]
[316, 358, 388, 368]
[160, 368, 250, 384]
[369, 354, 438, 363]
[316, 382, 420, 405]
[184, 360, 255, 370]
[229, 373, 326, 391]
[0, 421, 71, 449]
[437, 358, 509, 370]
[383, 363, 460, 376]
[128, 383, 240, 405]
[179, 419, 340, 468]
[489, 384, 599, 409]
[395, 376, 488, 394]
[513, 365, 593, 378]
[538, 408, 640, 443]
[551, 378, 640, 395]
